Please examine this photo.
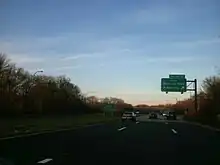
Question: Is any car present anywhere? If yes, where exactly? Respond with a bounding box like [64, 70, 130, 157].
[122, 111, 137, 122]
[166, 111, 176, 120]
[149, 112, 158, 119]
[162, 112, 168, 118]
[135, 110, 140, 116]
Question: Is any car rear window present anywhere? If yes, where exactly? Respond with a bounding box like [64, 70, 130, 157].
[124, 112, 132, 115]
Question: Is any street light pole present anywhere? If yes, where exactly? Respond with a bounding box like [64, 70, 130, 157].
[33, 70, 43, 76]
[13, 70, 43, 93]
[28, 70, 43, 92]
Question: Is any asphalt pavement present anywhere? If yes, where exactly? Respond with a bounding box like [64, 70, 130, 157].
[0, 115, 220, 165]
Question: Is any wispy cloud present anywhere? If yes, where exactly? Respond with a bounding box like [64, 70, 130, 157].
[0, 33, 109, 72]
[61, 53, 101, 61]
[132, 8, 177, 24]
[118, 6, 182, 25]
[55, 65, 81, 71]
[2, 33, 209, 72]
[173, 38, 220, 48]
[4, 51, 107, 74]
[0, 32, 103, 54]
[100, 56, 195, 66]
[8, 54, 45, 64]
[146, 56, 195, 63]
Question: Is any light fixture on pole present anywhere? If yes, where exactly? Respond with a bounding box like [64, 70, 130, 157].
[33, 70, 43, 76]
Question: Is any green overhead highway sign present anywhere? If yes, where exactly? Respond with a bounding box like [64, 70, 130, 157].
[169, 74, 185, 79]
[161, 78, 186, 93]
[161, 74, 198, 112]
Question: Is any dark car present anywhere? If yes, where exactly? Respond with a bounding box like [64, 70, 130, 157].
[122, 112, 137, 122]
[149, 113, 158, 119]
[166, 111, 176, 120]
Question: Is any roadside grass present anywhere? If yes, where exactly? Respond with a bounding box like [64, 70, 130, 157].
[0, 113, 118, 138]
[183, 114, 220, 128]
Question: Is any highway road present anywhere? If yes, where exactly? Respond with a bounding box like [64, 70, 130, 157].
[0, 115, 220, 165]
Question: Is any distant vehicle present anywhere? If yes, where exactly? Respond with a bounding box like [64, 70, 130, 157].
[162, 112, 168, 118]
[122, 112, 137, 122]
[166, 111, 176, 120]
[135, 111, 140, 116]
[149, 113, 158, 119]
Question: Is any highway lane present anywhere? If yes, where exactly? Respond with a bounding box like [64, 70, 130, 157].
[0, 121, 123, 165]
[168, 122, 220, 164]
[0, 117, 220, 165]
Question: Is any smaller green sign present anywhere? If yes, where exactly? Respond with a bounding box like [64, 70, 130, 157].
[103, 104, 116, 112]
[169, 74, 185, 79]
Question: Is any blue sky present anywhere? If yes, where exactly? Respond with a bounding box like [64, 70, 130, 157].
[1, 0, 220, 105]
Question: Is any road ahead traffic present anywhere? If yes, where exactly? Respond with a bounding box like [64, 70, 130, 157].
[0, 115, 220, 165]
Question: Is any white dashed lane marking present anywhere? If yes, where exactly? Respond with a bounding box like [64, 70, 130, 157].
[118, 127, 126, 131]
[136, 122, 140, 124]
[171, 129, 177, 134]
[37, 158, 53, 164]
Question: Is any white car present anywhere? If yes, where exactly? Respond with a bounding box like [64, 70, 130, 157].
[122, 112, 137, 122]
[135, 111, 140, 116]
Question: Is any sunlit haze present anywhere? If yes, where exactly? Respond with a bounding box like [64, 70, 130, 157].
[1, 0, 220, 105]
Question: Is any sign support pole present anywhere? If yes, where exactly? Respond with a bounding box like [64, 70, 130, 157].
[194, 79, 198, 112]
[186, 79, 197, 112]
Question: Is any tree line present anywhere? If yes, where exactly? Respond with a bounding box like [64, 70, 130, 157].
[0, 53, 131, 117]
[2, 52, 218, 120]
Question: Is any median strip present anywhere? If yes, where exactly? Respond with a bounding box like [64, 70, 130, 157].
[37, 158, 53, 164]
[0, 114, 119, 140]
[0, 123, 105, 141]
[118, 127, 126, 131]
[171, 129, 177, 134]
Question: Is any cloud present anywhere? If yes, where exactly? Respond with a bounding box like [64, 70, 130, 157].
[99, 63, 105, 67]
[0, 33, 113, 72]
[117, 5, 182, 26]
[6, 53, 84, 72]
[119, 49, 131, 53]
[173, 38, 220, 48]
[133, 8, 176, 24]
[3, 51, 108, 75]
[100, 56, 195, 66]
[0, 32, 103, 55]
[146, 56, 194, 63]
[0, 30, 216, 76]
[61, 53, 101, 61]
[8, 54, 45, 64]
[118, 0, 218, 27]
[55, 65, 81, 71]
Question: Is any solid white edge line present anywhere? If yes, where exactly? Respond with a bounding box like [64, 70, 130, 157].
[118, 127, 126, 131]
[171, 129, 177, 134]
[37, 158, 53, 164]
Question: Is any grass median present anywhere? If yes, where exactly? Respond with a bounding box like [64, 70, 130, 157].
[0, 113, 118, 138]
